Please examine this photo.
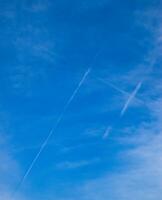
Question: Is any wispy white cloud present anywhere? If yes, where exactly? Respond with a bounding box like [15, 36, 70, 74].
[56, 158, 99, 170]
[13, 35, 59, 63]
[84, 127, 106, 138]
[23, 0, 50, 13]
[0, 132, 27, 200]
[1, 5, 60, 96]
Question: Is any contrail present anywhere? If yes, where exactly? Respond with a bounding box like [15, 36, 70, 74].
[96, 77, 128, 96]
[101, 81, 142, 140]
[12, 68, 91, 197]
[120, 81, 142, 117]
[95, 77, 144, 106]
[102, 126, 112, 139]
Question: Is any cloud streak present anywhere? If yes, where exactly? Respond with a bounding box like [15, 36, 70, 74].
[56, 158, 99, 170]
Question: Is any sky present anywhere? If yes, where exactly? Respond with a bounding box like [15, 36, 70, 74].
[0, 0, 162, 199]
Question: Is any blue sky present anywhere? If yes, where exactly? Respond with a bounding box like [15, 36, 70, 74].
[0, 0, 162, 199]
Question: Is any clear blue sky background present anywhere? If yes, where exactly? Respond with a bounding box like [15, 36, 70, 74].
[0, 0, 162, 200]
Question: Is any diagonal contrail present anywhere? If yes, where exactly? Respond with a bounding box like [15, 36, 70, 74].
[13, 68, 91, 197]
[101, 81, 142, 140]
[95, 77, 144, 106]
[96, 77, 129, 96]
[120, 81, 142, 117]
[102, 126, 112, 139]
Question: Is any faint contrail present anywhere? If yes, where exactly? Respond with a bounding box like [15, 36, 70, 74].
[102, 126, 112, 139]
[96, 77, 128, 96]
[120, 81, 142, 117]
[13, 68, 91, 197]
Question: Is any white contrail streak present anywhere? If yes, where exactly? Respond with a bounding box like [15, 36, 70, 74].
[95, 77, 144, 106]
[102, 126, 112, 139]
[120, 81, 142, 117]
[96, 77, 128, 96]
[13, 68, 91, 196]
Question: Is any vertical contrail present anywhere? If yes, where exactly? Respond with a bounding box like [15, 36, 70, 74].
[120, 81, 142, 117]
[13, 68, 91, 197]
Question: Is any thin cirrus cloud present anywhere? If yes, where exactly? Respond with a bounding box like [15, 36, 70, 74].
[23, 0, 50, 12]
[0, 133, 27, 200]
[56, 158, 99, 170]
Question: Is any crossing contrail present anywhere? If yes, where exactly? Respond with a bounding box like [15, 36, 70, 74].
[96, 77, 128, 96]
[101, 81, 142, 140]
[13, 68, 91, 197]
[95, 77, 144, 106]
[120, 81, 142, 117]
